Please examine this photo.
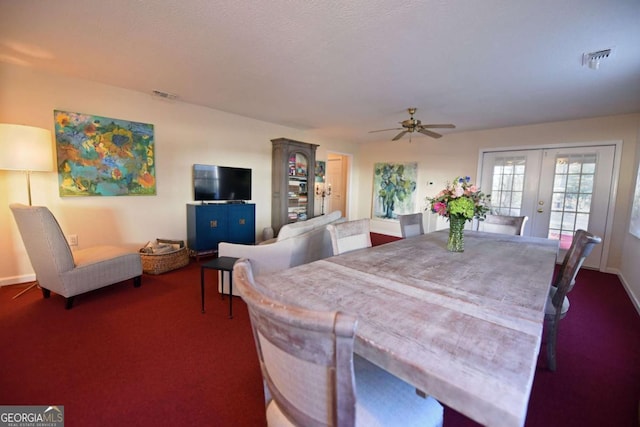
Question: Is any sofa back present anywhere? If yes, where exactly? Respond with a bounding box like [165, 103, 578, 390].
[276, 210, 342, 241]
[218, 212, 344, 295]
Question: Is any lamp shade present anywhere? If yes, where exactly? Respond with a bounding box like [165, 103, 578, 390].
[0, 124, 54, 172]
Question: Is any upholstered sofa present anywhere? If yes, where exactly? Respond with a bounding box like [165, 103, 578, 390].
[218, 210, 343, 295]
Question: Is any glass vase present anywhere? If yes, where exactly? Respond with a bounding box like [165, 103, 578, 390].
[448, 215, 466, 252]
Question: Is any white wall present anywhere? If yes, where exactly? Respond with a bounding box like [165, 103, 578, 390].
[354, 114, 640, 310]
[0, 63, 357, 284]
[2, 63, 639, 311]
[620, 121, 640, 312]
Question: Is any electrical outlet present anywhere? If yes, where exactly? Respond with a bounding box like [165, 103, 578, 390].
[68, 234, 78, 246]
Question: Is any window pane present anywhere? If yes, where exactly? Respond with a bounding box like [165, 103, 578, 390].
[511, 191, 522, 208]
[564, 193, 578, 211]
[576, 213, 590, 230]
[555, 158, 569, 174]
[568, 160, 582, 173]
[577, 194, 592, 213]
[554, 175, 567, 192]
[549, 211, 563, 229]
[580, 175, 594, 193]
[562, 212, 576, 229]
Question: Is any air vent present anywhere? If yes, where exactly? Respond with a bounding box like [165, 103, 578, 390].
[151, 90, 178, 100]
[582, 48, 613, 70]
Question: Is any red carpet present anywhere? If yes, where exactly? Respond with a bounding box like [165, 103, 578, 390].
[1, 234, 639, 426]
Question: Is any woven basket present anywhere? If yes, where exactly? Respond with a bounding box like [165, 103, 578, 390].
[140, 239, 190, 274]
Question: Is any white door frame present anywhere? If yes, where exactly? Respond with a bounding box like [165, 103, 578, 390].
[477, 140, 622, 272]
[327, 151, 353, 219]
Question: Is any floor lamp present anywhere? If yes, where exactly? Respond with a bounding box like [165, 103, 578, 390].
[0, 123, 54, 298]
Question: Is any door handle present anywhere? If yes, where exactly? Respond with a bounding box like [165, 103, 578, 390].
[537, 208, 544, 213]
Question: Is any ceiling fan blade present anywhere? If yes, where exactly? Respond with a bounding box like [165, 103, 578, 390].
[368, 127, 403, 133]
[418, 128, 443, 139]
[421, 124, 456, 129]
[392, 131, 408, 141]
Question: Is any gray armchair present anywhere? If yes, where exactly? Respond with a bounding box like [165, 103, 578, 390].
[10, 204, 142, 309]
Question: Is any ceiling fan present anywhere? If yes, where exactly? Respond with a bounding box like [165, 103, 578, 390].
[369, 108, 455, 141]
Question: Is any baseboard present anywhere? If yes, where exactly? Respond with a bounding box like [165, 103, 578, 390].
[611, 268, 640, 316]
[0, 273, 36, 287]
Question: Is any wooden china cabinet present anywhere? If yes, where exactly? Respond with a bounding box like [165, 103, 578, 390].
[271, 137, 318, 235]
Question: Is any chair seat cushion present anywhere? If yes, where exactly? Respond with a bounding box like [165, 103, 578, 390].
[545, 286, 570, 317]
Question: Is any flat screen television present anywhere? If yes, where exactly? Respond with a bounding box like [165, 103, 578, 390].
[193, 164, 252, 202]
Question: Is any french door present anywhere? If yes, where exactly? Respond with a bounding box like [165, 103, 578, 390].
[480, 145, 616, 269]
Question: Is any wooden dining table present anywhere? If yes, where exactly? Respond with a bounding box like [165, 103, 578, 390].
[252, 229, 559, 427]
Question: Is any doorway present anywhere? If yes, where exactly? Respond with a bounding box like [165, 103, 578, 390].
[325, 153, 350, 218]
[479, 143, 618, 269]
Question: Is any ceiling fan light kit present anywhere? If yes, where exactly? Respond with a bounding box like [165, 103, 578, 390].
[369, 108, 455, 141]
[582, 48, 613, 70]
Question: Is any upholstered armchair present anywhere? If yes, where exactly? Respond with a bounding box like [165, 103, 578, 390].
[10, 204, 143, 309]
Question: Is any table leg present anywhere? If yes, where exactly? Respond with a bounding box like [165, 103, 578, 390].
[220, 271, 225, 300]
[229, 276, 233, 319]
[201, 267, 205, 313]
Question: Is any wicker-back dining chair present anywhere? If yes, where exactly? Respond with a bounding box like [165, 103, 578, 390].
[233, 258, 444, 427]
[398, 212, 424, 238]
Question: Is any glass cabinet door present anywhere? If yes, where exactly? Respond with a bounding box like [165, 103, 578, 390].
[287, 152, 309, 222]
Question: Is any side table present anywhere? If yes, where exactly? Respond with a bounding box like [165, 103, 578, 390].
[201, 256, 239, 318]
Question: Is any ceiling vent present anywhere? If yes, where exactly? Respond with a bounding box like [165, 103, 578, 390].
[151, 90, 178, 100]
[582, 48, 613, 70]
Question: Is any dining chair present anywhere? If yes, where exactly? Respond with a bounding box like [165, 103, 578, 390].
[10, 204, 143, 309]
[545, 229, 601, 371]
[233, 258, 444, 427]
[478, 214, 528, 235]
[327, 219, 372, 255]
[397, 212, 424, 238]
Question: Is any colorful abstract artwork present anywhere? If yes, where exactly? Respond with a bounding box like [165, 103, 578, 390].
[372, 162, 417, 219]
[54, 110, 155, 196]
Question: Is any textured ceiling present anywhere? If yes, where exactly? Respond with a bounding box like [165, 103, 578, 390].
[1, 0, 639, 143]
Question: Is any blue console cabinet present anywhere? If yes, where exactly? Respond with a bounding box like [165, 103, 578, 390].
[186, 203, 256, 257]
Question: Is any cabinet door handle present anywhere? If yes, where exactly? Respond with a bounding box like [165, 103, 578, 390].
[210, 220, 217, 228]
[239, 218, 245, 225]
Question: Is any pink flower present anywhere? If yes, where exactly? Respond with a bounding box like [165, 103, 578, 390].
[453, 184, 464, 197]
[433, 201, 448, 215]
[469, 185, 478, 193]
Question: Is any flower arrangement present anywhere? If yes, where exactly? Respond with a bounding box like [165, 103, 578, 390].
[427, 176, 490, 221]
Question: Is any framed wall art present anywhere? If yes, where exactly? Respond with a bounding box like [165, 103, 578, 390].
[54, 110, 155, 196]
[372, 162, 417, 219]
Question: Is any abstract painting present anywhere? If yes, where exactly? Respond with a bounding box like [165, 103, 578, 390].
[54, 110, 155, 196]
[372, 162, 417, 219]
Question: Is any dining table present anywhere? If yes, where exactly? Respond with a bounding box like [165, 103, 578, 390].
[252, 229, 559, 427]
